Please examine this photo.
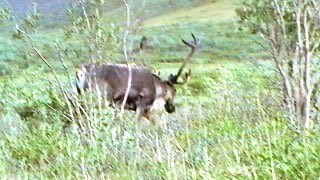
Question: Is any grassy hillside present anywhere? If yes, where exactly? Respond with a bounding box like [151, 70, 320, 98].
[0, 0, 319, 179]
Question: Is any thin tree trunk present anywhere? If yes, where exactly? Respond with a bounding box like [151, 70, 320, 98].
[120, 0, 132, 116]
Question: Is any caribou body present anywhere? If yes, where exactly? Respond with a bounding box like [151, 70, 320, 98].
[76, 64, 176, 121]
[75, 34, 197, 123]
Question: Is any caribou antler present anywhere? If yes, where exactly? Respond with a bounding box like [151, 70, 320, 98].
[140, 36, 147, 50]
[169, 33, 197, 84]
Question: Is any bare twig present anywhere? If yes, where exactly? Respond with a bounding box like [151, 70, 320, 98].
[120, 0, 132, 117]
[4, 0, 88, 128]
[54, 42, 73, 89]
[4, 0, 65, 95]
[77, 0, 91, 31]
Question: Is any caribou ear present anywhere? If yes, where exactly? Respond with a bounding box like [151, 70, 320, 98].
[168, 74, 175, 84]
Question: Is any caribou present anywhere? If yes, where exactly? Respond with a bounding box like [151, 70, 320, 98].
[75, 34, 197, 123]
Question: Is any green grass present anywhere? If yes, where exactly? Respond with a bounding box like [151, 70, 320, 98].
[3, 58, 317, 178]
[0, 0, 319, 179]
[130, 0, 265, 65]
[1, 67, 319, 178]
[142, 0, 238, 27]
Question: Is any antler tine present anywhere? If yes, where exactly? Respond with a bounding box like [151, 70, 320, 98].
[191, 33, 196, 42]
[182, 33, 197, 48]
[170, 33, 197, 84]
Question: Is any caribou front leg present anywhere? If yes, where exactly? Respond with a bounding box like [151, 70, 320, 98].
[135, 106, 155, 125]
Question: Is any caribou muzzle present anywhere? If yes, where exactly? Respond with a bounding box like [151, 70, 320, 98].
[165, 102, 176, 113]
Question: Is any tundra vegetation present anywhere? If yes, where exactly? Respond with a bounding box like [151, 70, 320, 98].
[0, 0, 320, 179]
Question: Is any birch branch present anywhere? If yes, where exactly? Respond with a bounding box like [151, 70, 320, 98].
[120, 0, 132, 116]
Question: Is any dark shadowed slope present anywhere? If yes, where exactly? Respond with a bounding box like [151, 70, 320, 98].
[0, 0, 206, 26]
[0, 0, 72, 21]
